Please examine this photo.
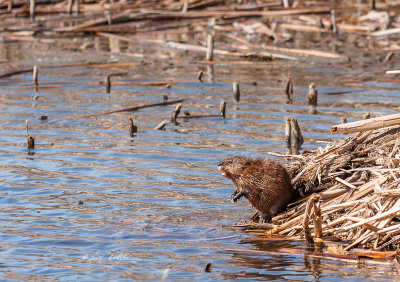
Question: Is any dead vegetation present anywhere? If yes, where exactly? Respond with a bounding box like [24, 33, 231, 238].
[239, 122, 400, 255]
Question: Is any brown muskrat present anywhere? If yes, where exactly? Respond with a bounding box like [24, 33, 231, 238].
[218, 156, 294, 223]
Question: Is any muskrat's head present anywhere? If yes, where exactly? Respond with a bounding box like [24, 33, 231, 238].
[218, 156, 251, 181]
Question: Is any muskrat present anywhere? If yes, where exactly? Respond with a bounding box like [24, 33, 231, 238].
[218, 156, 294, 223]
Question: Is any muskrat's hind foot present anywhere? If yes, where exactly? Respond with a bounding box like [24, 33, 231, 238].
[260, 215, 272, 223]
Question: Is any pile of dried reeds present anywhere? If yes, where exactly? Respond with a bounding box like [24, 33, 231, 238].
[238, 115, 400, 253]
[271, 117, 400, 251]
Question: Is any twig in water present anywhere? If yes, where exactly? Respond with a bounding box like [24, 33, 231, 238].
[155, 119, 169, 130]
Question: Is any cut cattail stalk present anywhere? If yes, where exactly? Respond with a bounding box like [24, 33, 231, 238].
[197, 70, 203, 82]
[75, 0, 79, 14]
[290, 118, 303, 154]
[67, 0, 73, 15]
[30, 0, 35, 20]
[303, 194, 317, 246]
[171, 103, 182, 125]
[284, 77, 293, 104]
[129, 118, 137, 137]
[370, 0, 376, 10]
[33, 65, 38, 87]
[181, 0, 189, 13]
[233, 81, 240, 103]
[155, 119, 169, 130]
[341, 117, 347, 124]
[284, 117, 292, 153]
[331, 10, 338, 35]
[313, 196, 323, 239]
[105, 74, 111, 93]
[206, 34, 214, 61]
[220, 100, 226, 118]
[307, 82, 317, 114]
[26, 120, 35, 150]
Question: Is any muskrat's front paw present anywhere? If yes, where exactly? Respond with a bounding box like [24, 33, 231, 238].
[231, 195, 238, 203]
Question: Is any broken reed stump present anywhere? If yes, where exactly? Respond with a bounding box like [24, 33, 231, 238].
[67, 0, 74, 15]
[181, 0, 189, 13]
[284, 117, 292, 154]
[197, 70, 203, 82]
[33, 65, 38, 88]
[306, 82, 317, 114]
[129, 117, 137, 137]
[341, 117, 347, 124]
[370, 0, 376, 10]
[284, 77, 293, 104]
[171, 103, 182, 125]
[330, 10, 338, 35]
[290, 118, 304, 154]
[220, 100, 226, 118]
[233, 81, 240, 103]
[25, 120, 35, 150]
[206, 34, 214, 61]
[363, 112, 371, 120]
[30, 0, 35, 20]
[105, 75, 111, 93]
[303, 194, 319, 246]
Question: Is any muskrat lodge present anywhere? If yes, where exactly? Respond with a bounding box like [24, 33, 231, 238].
[219, 113, 400, 261]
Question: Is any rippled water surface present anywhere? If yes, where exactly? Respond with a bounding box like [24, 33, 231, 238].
[0, 40, 400, 280]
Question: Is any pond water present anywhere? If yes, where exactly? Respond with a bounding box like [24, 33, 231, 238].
[0, 39, 399, 280]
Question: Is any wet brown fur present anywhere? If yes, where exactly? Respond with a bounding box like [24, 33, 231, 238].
[218, 156, 294, 222]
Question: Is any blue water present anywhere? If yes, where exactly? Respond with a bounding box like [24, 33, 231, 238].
[0, 40, 399, 281]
